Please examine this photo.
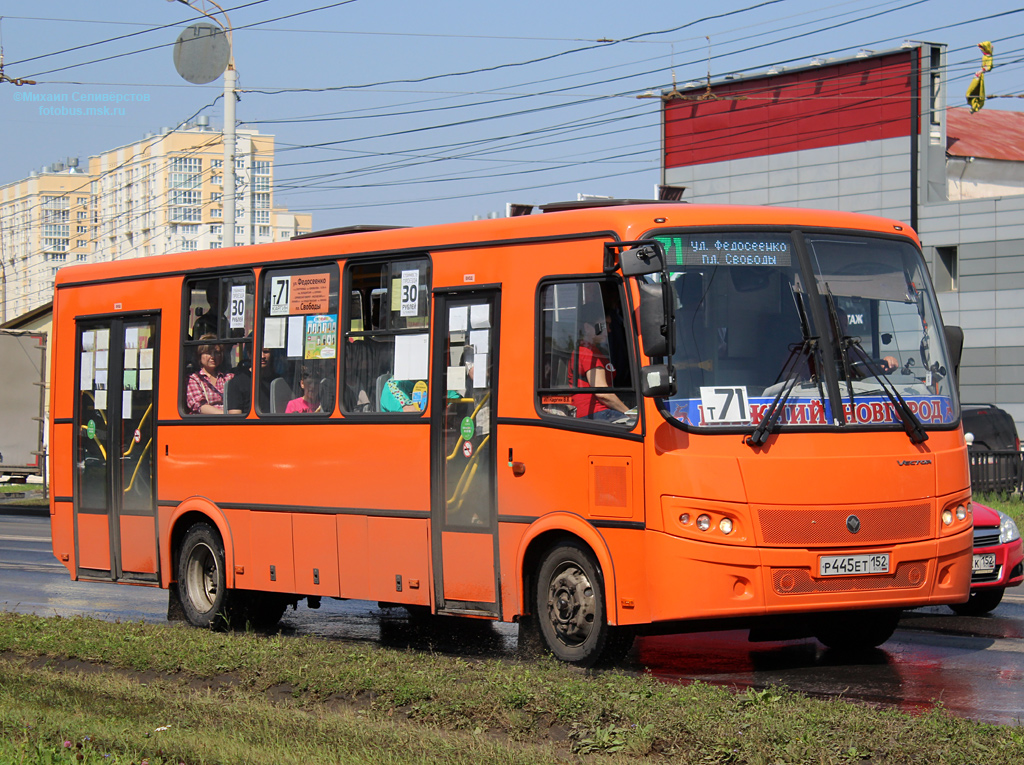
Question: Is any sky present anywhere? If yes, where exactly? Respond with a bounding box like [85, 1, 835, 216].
[2, 0, 1023, 230]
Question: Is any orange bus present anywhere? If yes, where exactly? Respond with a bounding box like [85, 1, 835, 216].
[49, 201, 973, 666]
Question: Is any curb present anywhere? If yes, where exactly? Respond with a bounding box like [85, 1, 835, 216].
[0, 504, 50, 518]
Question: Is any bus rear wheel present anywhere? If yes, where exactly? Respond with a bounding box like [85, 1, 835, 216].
[534, 541, 632, 667]
[177, 522, 237, 630]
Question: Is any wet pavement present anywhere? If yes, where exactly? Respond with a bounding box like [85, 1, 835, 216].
[3, 512, 1023, 725]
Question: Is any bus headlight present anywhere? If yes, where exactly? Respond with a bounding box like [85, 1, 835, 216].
[696, 514, 711, 531]
[956, 504, 967, 521]
[941, 508, 953, 526]
[719, 518, 734, 535]
[679, 513, 691, 525]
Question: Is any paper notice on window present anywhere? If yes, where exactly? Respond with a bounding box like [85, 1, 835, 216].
[469, 329, 489, 356]
[400, 269, 419, 317]
[139, 369, 153, 391]
[446, 365, 466, 392]
[82, 330, 95, 352]
[94, 370, 108, 390]
[470, 303, 490, 328]
[95, 350, 109, 371]
[270, 275, 291, 316]
[263, 317, 286, 349]
[449, 305, 468, 332]
[94, 389, 107, 410]
[123, 370, 137, 391]
[96, 329, 109, 351]
[289, 273, 331, 315]
[472, 353, 489, 388]
[230, 284, 247, 329]
[394, 332, 429, 380]
[80, 352, 93, 390]
[125, 327, 139, 349]
[122, 390, 133, 419]
[287, 315, 305, 357]
[124, 348, 138, 370]
[139, 348, 154, 369]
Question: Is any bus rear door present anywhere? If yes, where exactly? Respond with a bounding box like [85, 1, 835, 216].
[73, 315, 159, 583]
[431, 291, 500, 616]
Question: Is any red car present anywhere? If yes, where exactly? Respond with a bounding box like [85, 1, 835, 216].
[951, 502, 1024, 615]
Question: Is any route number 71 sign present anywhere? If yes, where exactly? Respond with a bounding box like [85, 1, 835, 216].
[699, 386, 751, 423]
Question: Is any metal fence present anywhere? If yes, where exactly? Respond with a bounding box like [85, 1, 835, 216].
[968, 449, 1024, 496]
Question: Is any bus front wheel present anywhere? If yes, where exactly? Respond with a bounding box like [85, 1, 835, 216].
[950, 587, 1004, 616]
[534, 541, 632, 667]
[814, 608, 901, 651]
[177, 522, 237, 630]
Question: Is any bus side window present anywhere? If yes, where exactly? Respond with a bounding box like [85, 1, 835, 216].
[343, 257, 431, 414]
[256, 264, 340, 415]
[537, 280, 636, 426]
[182, 273, 255, 416]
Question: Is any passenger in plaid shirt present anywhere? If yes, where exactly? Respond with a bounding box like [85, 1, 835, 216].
[186, 334, 233, 414]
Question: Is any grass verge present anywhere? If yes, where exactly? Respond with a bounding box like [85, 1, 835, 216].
[2, 613, 1024, 764]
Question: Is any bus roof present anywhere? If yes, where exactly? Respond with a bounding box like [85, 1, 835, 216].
[53, 203, 918, 289]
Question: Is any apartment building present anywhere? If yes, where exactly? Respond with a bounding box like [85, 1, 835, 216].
[0, 123, 312, 322]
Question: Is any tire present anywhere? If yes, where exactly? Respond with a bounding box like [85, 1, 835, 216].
[815, 608, 901, 651]
[240, 592, 289, 630]
[950, 588, 1004, 616]
[534, 541, 633, 667]
[176, 522, 237, 630]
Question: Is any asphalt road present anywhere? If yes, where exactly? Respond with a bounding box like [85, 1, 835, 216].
[3, 511, 1023, 725]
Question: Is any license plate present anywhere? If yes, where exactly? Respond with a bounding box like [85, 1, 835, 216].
[819, 553, 890, 577]
[973, 553, 996, 573]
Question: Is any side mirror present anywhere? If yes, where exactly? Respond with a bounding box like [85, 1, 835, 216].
[618, 245, 665, 277]
[637, 282, 675, 358]
[640, 364, 676, 397]
[943, 324, 963, 390]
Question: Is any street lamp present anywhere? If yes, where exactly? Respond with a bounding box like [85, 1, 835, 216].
[167, 0, 237, 247]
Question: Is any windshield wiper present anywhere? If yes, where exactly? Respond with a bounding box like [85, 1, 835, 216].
[844, 338, 929, 444]
[747, 338, 818, 448]
[747, 287, 825, 448]
[822, 285, 928, 445]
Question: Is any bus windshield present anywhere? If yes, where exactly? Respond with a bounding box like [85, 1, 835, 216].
[654, 231, 957, 431]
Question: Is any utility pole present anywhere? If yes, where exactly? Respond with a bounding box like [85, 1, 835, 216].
[168, 0, 236, 246]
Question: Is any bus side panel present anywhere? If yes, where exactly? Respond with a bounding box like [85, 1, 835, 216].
[597, 527, 651, 625]
[249, 511, 295, 593]
[50, 423, 76, 573]
[498, 521, 527, 621]
[77, 513, 110, 571]
[367, 517, 430, 605]
[440, 530, 495, 603]
[292, 513, 341, 597]
[336, 514, 370, 599]
[119, 515, 158, 574]
[50, 500, 76, 577]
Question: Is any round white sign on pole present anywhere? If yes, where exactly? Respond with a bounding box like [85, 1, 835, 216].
[173, 22, 230, 85]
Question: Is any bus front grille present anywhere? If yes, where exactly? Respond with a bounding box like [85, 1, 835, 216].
[756, 503, 931, 546]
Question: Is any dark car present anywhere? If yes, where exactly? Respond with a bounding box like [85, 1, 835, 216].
[950, 501, 1024, 615]
[962, 404, 1021, 493]
[961, 404, 1020, 451]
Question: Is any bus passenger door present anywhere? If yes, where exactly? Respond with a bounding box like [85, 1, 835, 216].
[430, 291, 500, 617]
[74, 315, 159, 583]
